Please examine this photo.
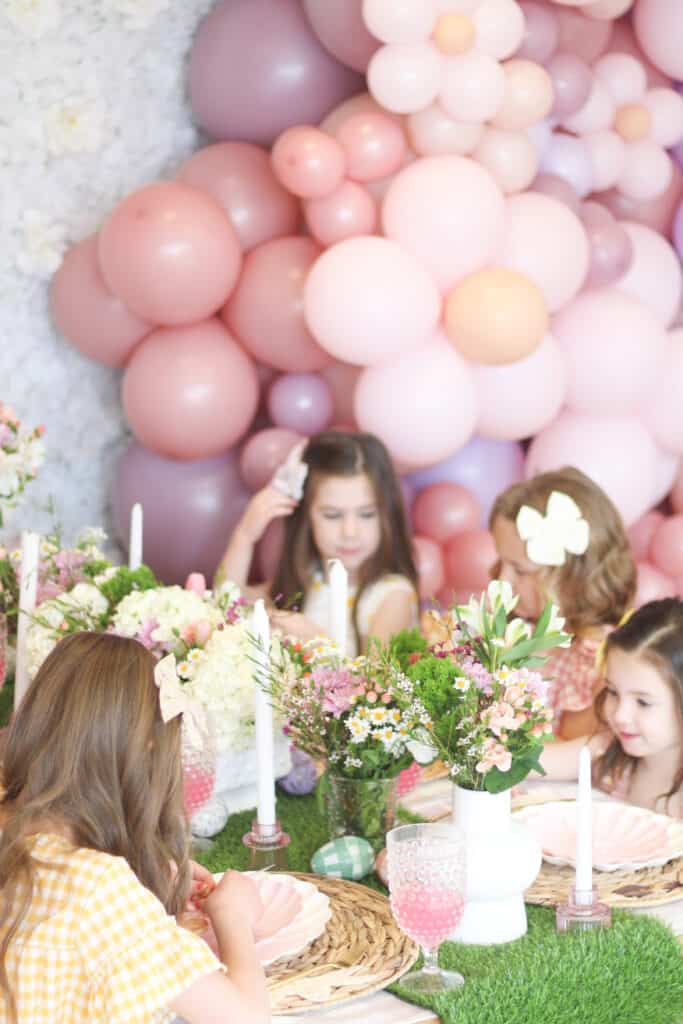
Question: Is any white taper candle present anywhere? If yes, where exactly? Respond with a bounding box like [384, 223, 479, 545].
[128, 502, 143, 571]
[328, 558, 348, 653]
[575, 745, 593, 904]
[252, 598, 276, 827]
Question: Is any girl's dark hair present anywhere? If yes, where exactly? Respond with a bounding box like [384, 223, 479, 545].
[270, 431, 417, 650]
[0, 632, 189, 1022]
[595, 598, 683, 810]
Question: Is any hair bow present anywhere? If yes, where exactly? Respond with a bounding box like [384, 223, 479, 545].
[154, 654, 207, 750]
[516, 490, 590, 568]
[271, 442, 308, 501]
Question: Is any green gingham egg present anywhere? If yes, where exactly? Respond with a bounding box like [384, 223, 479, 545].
[311, 836, 375, 880]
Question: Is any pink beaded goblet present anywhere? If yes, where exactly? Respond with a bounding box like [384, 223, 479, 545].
[181, 718, 216, 818]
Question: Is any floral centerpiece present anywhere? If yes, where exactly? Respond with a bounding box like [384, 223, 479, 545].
[0, 403, 45, 528]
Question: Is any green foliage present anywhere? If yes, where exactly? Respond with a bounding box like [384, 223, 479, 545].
[98, 565, 158, 607]
[389, 628, 427, 672]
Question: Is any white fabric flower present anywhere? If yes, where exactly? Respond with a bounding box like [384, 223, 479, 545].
[516, 491, 590, 568]
[45, 95, 105, 156]
[111, 0, 171, 31]
[16, 209, 67, 276]
[4, 0, 61, 39]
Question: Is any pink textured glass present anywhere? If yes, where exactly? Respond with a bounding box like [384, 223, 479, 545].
[181, 719, 216, 818]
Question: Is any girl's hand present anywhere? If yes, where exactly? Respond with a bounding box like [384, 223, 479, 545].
[202, 870, 264, 939]
[188, 859, 216, 907]
[270, 609, 326, 643]
[237, 486, 297, 545]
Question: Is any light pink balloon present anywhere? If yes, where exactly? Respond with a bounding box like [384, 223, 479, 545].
[529, 173, 581, 214]
[635, 561, 678, 606]
[239, 427, 303, 491]
[561, 78, 615, 136]
[539, 132, 593, 198]
[471, 0, 525, 60]
[474, 333, 565, 441]
[555, 8, 612, 64]
[413, 483, 480, 544]
[633, 0, 683, 81]
[98, 182, 242, 325]
[321, 92, 404, 134]
[367, 42, 442, 115]
[492, 60, 554, 132]
[651, 445, 678, 506]
[554, 288, 665, 415]
[608, 18, 671, 88]
[407, 105, 484, 156]
[439, 52, 505, 124]
[303, 180, 378, 245]
[354, 334, 477, 466]
[473, 128, 538, 195]
[628, 510, 665, 561]
[271, 126, 346, 199]
[517, 3, 560, 63]
[618, 141, 673, 203]
[546, 53, 592, 119]
[614, 222, 682, 327]
[597, 160, 682, 235]
[583, 0, 634, 17]
[224, 237, 331, 373]
[176, 142, 300, 251]
[643, 88, 683, 148]
[526, 410, 659, 525]
[267, 372, 333, 434]
[584, 131, 626, 193]
[413, 535, 445, 599]
[593, 52, 647, 107]
[122, 319, 259, 459]
[650, 515, 683, 578]
[642, 328, 683, 455]
[49, 234, 151, 367]
[302, 0, 380, 72]
[320, 362, 362, 425]
[497, 192, 589, 312]
[382, 155, 505, 292]
[444, 528, 497, 593]
[335, 113, 407, 182]
[303, 236, 441, 366]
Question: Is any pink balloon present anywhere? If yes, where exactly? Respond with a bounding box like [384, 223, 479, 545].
[634, 561, 678, 607]
[618, 141, 673, 204]
[271, 126, 346, 199]
[224, 237, 331, 373]
[98, 183, 242, 325]
[303, 236, 441, 366]
[176, 142, 300, 251]
[302, 0, 380, 72]
[473, 129, 538, 195]
[614, 222, 682, 327]
[650, 515, 683, 578]
[407, 105, 483, 158]
[554, 8, 612, 64]
[49, 234, 151, 367]
[580, 202, 634, 288]
[336, 113, 407, 182]
[553, 288, 666, 415]
[609, 18, 672, 89]
[354, 335, 477, 467]
[267, 373, 333, 434]
[633, 0, 683, 81]
[382, 155, 505, 292]
[628, 510, 665, 561]
[671, 462, 683, 513]
[529, 173, 581, 214]
[651, 445, 678, 506]
[303, 180, 378, 246]
[642, 328, 683, 456]
[526, 410, 659, 526]
[584, 131, 626, 193]
[122, 319, 259, 459]
[517, 3, 560, 63]
[444, 528, 497, 593]
[546, 53, 592, 119]
[257, 518, 286, 582]
[413, 483, 481, 544]
[188, 0, 362, 146]
[561, 78, 615, 136]
[538, 132, 593, 198]
[367, 42, 442, 115]
[239, 427, 303, 491]
[320, 363, 361, 426]
[413, 535, 445, 600]
[321, 92, 404, 135]
[596, 160, 683, 235]
[474, 333, 566, 441]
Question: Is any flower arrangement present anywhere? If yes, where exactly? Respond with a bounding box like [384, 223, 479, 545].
[0, 403, 45, 526]
[401, 581, 571, 794]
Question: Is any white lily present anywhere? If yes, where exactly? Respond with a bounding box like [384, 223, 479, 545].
[455, 596, 485, 637]
[504, 617, 532, 646]
[547, 604, 571, 647]
[486, 579, 518, 615]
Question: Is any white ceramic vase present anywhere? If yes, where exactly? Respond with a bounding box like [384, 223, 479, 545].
[450, 785, 541, 945]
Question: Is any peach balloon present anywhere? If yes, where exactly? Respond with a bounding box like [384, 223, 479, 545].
[122, 319, 259, 459]
[98, 183, 242, 326]
[444, 528, 497, 593]
[239, 427, 303, 491]
[634, 561, 678, 606]
[335, 112, 406, 182]
[650, 516, 683, 579]
[413, 535, 445, 599]
[432, 12, 476, 55]
[445, 267, 548, 365]
[413, 482, 480, 544]
[271, 126, 346, 198]
[407, 105, 483, 156]
[303, 180, 378, 246]
[492, 60, 554, 132]
[224, 236, 331, 373]
[473, 128, 538, 194]
[633, 0, 683, 80]
[628, 510, 664, 561]
[50, 234, 151, 367]
[614, 104, 652, 143]
[614, 222, 682, 327]
[176, 142, 300, 251]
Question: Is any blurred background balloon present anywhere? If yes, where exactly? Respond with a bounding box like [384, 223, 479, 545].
[239, 428, 303, 492]
[444, 528, 498, 597]
[302, 0, 379, 72]
[267, 373, 334, 435]
[412, 483, 481, 544]
[412, 535, 446, 600]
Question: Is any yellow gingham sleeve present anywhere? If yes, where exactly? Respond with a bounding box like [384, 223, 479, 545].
[78, 854, 223, 1023]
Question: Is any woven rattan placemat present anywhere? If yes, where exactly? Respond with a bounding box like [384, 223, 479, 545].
[265, 873, 419, 1014]
[525, 854, 683, 910]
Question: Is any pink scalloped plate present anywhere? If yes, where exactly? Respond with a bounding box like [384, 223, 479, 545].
[212, 872, 331, 966]
[514, 801, 683, 872]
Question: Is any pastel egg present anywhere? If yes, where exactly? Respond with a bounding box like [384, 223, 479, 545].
[311, 836, 375, 880]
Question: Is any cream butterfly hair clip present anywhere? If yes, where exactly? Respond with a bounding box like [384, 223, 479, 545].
[515, 490, 590, 568]
[271, 441, 308, 501]
[154, 654, 208, 750]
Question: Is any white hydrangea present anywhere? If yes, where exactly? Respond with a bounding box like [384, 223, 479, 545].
[111, 0, 171, 31]
[25, 581, 109, 678]
[111, 585, 224, 646]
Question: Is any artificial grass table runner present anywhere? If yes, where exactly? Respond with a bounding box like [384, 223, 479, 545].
[197, 789, 683, 1024]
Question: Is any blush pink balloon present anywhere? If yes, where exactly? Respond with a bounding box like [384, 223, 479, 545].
[98, 182, 242, 325]
[224, 237, 331, 373]
[633, 0, 683, 81]
[613, 222, 682, 327]
[122, 319, 259, 459]
[49, 234, 151, 367]
[335, 112, 407, 182]
[413, 483, 481, 544]
[671, 463, 683, 514]
[517, 3, 560, 64]
[176, 142, 300, 251]
[628, 510, 665, 561]
[547, 53, 592, 119]
[609, 18, 672, 88]
[596, 160, 683, 235]
[554, 8, 612, 64]
[473, 333, 566, 441]
[239, 427, 303, 491]
[302, 0, 380, 72]
[529, 173, 581, 215]
[413, 535, 445, 599]
[321, 92, 404, 135]
[271, 126, 346, 199]
[642, 328, 683, 455]
[584, 131, 626, 194]
[634, 561, 678, 607]
[267, 373, 333, 434]
[303, 180, 378, 246]
[444, 528, 497, 593]
[651, 445, 678, 507]
[320, 362, 361, 425]
[257, 518, 286, 582]
[650, 515, 683, 578]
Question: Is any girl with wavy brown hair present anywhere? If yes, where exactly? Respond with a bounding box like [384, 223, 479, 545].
[0, 631, 269, 1024]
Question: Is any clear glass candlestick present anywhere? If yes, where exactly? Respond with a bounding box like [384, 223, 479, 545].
[556, 886, 612, 933]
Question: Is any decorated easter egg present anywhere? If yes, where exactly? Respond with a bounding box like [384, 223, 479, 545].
[311, 836, 374, 880]
[375, 848, 389, 887]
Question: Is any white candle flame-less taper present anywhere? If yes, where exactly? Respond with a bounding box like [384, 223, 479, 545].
[128, 502, 143, 571]
[14, 530, 40, 708]
[328, 558, 348, 653]
[252, 598, 276, 827]
[575, 745, 593, 903]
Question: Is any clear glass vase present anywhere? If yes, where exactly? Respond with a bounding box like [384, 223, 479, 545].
[325, 775, 398, 854]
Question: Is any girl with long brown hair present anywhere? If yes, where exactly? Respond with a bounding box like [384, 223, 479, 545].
[0, 631, 269, 1024]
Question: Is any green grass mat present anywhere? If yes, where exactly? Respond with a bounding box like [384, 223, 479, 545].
[197, 789, 683, 1024]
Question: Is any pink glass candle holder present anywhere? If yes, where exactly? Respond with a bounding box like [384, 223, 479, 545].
[242, 819, 291, 871]
[556, 886, 612, 933]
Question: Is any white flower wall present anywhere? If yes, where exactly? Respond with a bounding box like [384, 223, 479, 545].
[1, 0, 215, 546]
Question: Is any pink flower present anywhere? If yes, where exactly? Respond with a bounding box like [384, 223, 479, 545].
[475, 738, 512, 774]
[138, 618, 159, 649]
[366, 692, 378, 704]
[381, 692, 392, 705]
[184, 572, 207, 596]
[503, 685, 527, 708]
[312, 667, 356, 719]
[194, 619, 213, 646]
[483, 701, 518, 737]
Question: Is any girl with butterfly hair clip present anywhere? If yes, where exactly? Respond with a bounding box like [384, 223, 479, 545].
[0, 632, 270, 1024]
[490, 467, 636, 740]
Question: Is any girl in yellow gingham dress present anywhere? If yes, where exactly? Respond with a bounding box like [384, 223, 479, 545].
[0, 633, 269, 1024]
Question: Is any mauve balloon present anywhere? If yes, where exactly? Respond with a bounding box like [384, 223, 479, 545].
[111, 442, 249, 584]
